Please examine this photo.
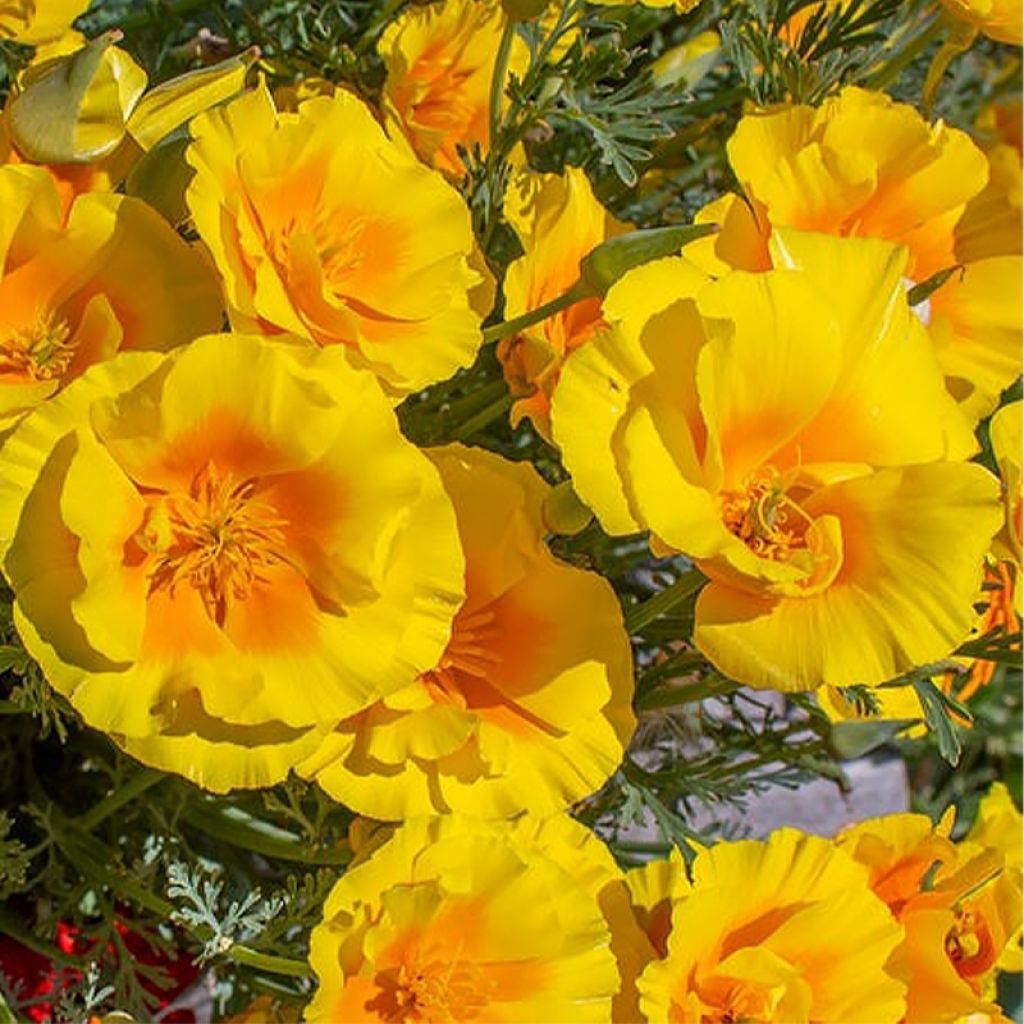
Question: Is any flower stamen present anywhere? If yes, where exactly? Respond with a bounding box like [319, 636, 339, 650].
[140, 461, 290, 626]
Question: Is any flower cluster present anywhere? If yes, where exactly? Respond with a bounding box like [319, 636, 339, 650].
[0, 0, 1018, 1019]
[306, 784, 1021, 1021]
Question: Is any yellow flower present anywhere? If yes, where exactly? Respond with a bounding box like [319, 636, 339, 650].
[0, 333, 465, 790]
[552, 230, 1002, 691]
[306, 814, 621, 1023]
[940, 0, 1023, 43]
[379, 0, 529, 178]
[498, 167, 626, 440]
[299, 443, 634, 819]
[0, 164, 221, 426]
[838, 802, 1023, 1023]
[690, 86, 1023, 422]
[968, 782, 1023, 873]
[0, 0, 88, 46]
[186, 83, 484, 396]
[2, 35, 253, 215]
[637, 829, 908, 1022]
[991, 399, 1022, 570]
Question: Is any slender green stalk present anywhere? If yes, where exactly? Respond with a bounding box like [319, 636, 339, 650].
[864, 14, 944, 90]
[637, 673, 739, 713]
[75, 768, 165, 832]
[181, 802, 352, 866]
[624, 569, 706, 635]
[0, 700, 25, 714]
[481, 281, 589, 345]
[450, 393, 514, 441]
[489, 18, 517, 151]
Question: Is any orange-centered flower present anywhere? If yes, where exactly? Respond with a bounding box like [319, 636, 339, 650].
[837, 794, 1023, 1024]
[498, 167, 626, 441]
[0, 164, 221, 427]
[306, 815, 622, 1023]
[0, 333, 465, 790]
[688, 86, 1022, 422]
[299, 444, 635, 819]
[186, 83, 484, 396]
[378, 0, 529, 177]
[636, 829, 908, 1022]
[552, 230, 1003, 691]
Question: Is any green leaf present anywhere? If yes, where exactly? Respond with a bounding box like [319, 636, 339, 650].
[579, 223, 718, 296]
[830, 718, 915, 760]
[912, 677, 966, 765]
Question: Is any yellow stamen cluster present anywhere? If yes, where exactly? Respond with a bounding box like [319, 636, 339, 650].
[394, 957, 490, 1020]
[719, 467, 811, 561]
[0, 316, 75, 381]
[141, 461, 290, 626]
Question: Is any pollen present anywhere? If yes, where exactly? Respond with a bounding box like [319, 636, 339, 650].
[0, 315, 76, 381]
[719, 466, 812, 561]
[140, 461, 291, 626]
[394, 955, 491, 1021]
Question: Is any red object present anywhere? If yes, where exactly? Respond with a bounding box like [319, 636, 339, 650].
[0, 916, 199, 1022]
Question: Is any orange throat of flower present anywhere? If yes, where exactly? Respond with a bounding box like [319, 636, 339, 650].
[720, 467, 813, 562]
[137, 461, 292, 627]
[420, 604, 501, 707]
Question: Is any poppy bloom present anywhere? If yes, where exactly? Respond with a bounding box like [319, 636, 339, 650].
[300, 444, 635, 819]
[0, 333, 465, 790]
[688, 86, 1023, 421]
[837, 792, 1023, 1023]
[0, 164, 221, 427]
[306, 814, 621, 1022]
[551, 230, 1002, 690]
[186, 84, 484, 396]
[637, 829, 908, 1022]
[498, 167, 626, 441]
[378, 0, 529, 177]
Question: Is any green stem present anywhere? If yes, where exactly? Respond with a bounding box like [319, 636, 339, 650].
[489, 18, 517, 153]
[637, 672, 739, 713]
[450, 393, 514, 441]
[864, 14, 944, 90]
[181, 802, 352, 866]
[75, 768, 165, 832]
[624, 569, 706, 635]
[0, 700, 25, 714]
[481, 281, 589, 345]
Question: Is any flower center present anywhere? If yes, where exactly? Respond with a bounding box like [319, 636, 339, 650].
[0, 315, 75, 381]
[945, 905, 996, 979]
[394, 957, 490, 1022]
[720, 467, 812, 562]
[139, 461, 290, 626]
[421, 605, 501, 707]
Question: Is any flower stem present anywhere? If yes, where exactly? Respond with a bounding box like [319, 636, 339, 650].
[181, 801, 352, 866]
[489, 17, 517, 153]
[624, 569, 706, 635]
[864, 14, 944, 91]
[637, 672, 739, 712]
[75, 767, 165, 832]
[481, 280, 589, 345]
[450, 392, 514, 441]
